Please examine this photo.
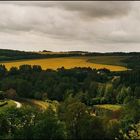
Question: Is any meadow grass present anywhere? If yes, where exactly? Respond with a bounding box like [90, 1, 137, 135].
[19, 98, 49, 110]
[29, 99, 49, 110]
[0, 100, 16, 112]
[87, 56, 129, 66]
[95, 104, 122, 111]
[21, 98, 57, 111]
[0, 56, 128, 71]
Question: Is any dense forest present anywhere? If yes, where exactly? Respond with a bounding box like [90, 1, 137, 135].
[0, 63, 140, 139]
[122, 55, 140, 69]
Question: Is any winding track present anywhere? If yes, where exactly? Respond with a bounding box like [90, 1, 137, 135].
[16, 98, 50, 111]
[13, 101, 22, 108]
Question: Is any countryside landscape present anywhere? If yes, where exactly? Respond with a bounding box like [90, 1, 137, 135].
[0, 1, 140, 140]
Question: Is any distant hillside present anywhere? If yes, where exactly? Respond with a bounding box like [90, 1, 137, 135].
[0, 49, 84, 61]
[0, 49, 140, 69]
[0, 49, 47, 61]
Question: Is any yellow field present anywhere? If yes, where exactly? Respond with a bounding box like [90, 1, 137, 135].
[0, 57, 128, 71]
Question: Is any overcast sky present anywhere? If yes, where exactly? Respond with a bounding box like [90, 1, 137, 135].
[0, 1, 140, 52]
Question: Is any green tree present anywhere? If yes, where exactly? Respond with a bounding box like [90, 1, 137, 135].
[34, 92, 42, 100]
[104, 84, 116, 103]
[33, 107, 67, 139]
[0, 106, 38, 139]
[58, 96, 88, 139]
[80, 116, 105, 140]
[128, 122, 140, 139]
[17, 80, 33, 98]
[9, 67, 19, 75]
[32, 65, 42, 72]
[0, 65, 7, 77]
[105, 119, 121, 139]
[0, 111, 10, 137]
[120, 99, 140, 139]
[122, 99, 140, 123]
[88, 82, 98, 98]
[117, 86, 129, 104]
[59, 96, 106, 139]
[0, 91, 5, 100]
[19, 65, 32, 74]
[5, 88, 17, 99]
[134, 86, 140, 98]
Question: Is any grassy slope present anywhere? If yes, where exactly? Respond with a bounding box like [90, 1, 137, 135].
[19, 98, 57, 111]
[0, 100, 16, 112]
[95, 104, 122, 111]
[94, 104, 123, 119]
[27, 99, 49, 110]
[0, 56, 128, 71]
[87, 56, 129, 67]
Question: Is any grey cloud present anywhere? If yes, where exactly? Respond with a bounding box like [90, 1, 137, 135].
[0, 4, 81, 40]
[0, 1, 131, 19]
[59, 1, 131, 19]
[0, 1, 139, 52]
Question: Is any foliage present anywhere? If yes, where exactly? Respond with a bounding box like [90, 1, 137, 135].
[0, 52, 139, 140]
[0, 106, 67, 139]
[120, 99, 140, 139]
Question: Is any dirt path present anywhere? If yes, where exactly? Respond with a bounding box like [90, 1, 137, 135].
[27, 99, 49, 110]
[13, 101, 22, 108]
[17, 98, 49, 111]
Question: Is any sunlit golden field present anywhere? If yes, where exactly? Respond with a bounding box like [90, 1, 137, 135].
[0, 57, 128, 71]
[95, 104, 122, 111]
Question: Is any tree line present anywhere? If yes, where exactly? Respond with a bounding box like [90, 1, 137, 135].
[0, 64, 139, 105]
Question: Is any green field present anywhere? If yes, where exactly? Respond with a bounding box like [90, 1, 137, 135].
[94, 104, 123, 119]
[0, 56, 128, 71]
[0, 100, 16, 112]
[95, 104, 122, 111]
[87, 56, 129, 67]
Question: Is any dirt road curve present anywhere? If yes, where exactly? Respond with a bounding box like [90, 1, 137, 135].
[14, 101, 22, 108]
